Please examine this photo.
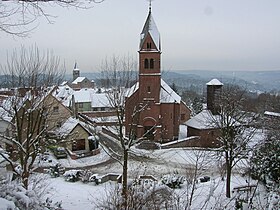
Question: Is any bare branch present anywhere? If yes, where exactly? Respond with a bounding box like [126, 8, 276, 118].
[0, 0, 105, 36]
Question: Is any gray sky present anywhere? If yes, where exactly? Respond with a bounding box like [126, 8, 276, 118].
[1, 0, 280, 73]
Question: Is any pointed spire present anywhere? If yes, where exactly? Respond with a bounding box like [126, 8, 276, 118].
[140, 1, 161, 51]
[74, 61, 79, 70]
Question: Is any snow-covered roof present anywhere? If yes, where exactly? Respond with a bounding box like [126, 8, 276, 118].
[125, 82, 139, 98]
[60, 81, 68, 86]
[55, 85, 74, 99]
[186, 109, 240, 130]
[53, 117, 91, 137]
[140, 11, 161, 51]
[126, 79, 181, 104]
[160, 79, 181, 103]
[206, 79, 223, 86]
[264, 111, 280, 117]
[91, 93, 112, 108]
[185, 110, 218, 129]
[72, 77, 86, 84]
[73, 89, 94, 103]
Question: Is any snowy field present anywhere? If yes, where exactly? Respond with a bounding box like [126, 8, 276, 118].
[35, 146, 265, 210]
[45, 173, 261, 210]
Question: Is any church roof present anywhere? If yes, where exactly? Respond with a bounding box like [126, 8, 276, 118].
[140, 10, 161, 51]
[160, 79, 181, 103]
[126, 79, 181, 104]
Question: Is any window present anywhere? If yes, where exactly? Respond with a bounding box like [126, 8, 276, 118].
[53, 106, 59, 113]
[56, 121, 62, 128]
[93, 108, 98, 111]
[147, 42, 152, 49]
[147, 86, 151, 93]
[150, 59, 154, 69]
[144, 59, 149, 69]
[101, 107, 105, 111]
[72, 139, 86, 151]
[78, 103, 83, 108]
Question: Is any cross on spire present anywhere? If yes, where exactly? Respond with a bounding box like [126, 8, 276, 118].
[148, 0, 153, 13]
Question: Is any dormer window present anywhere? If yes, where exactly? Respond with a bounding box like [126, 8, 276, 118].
[53, 106, 59, 113]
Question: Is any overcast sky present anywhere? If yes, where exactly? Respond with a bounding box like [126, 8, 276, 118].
[1, 0, 280, 73]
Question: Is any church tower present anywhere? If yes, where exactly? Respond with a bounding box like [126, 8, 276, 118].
[138, 5, 161, 103]
[73, 62, 80, 81]
[125, 3, 190, 143]
[136, 5, 162, 140]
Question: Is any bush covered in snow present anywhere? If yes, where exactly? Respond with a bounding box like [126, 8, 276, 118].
[0, 175, 62, 210]
[250, 137, 280, 186]
[161, 173, 185, 189]
[96, 180, 174, 209]
[63, 170, 83, 182]
[80, 170, 99, 184]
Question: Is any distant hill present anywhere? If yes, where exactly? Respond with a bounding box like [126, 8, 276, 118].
[162, 70, 280, 93]
[64, 70, 280, 93]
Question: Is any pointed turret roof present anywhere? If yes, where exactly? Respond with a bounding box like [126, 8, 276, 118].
[140, 8, 161, 51]
[206, 79, 223, 86]
[74, 61, 79, 70]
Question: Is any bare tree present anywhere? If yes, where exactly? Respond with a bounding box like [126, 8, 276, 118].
[211, 85, 259, 198]
[99, 54, 151, 208]
[0, 46, 66, 190]
[1, 45, 65, 88]
[0, 0, 104, 36]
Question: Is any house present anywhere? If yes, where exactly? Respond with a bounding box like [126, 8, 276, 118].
[2, 87, 99, 159]
[125, 6, 191, 143]
[185, 79, 224, 147]
[51, 117, 99, 159]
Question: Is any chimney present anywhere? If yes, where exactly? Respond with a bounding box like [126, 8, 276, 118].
[206, 79, 223, 115]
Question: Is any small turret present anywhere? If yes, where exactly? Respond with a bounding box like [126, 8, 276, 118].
[206, 79, 223, 115]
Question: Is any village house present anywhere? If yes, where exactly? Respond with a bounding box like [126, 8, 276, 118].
[125, 7, 191, 143]
[1, 87, 99, 159]
[50, 117, 99, 159]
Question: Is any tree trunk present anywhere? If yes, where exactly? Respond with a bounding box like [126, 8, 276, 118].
[226, 162, 232, 198]
[22, 170, 29, 190]
[122, 149, 128, 209]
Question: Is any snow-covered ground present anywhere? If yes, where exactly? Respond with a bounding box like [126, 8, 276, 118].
[35, 148, 111, 169]
[0, 145, 273, 210]
[45, 174, 260, 210]
[1, 127, 275, 209]
[32, 145, 263, 210]
[47, 177, 115, 210]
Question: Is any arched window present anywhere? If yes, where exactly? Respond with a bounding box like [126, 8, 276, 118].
[144, 59, 149, 69]
[150, 59, 154, 69]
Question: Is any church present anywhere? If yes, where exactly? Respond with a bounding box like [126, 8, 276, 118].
[125, 6, 190, 143]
